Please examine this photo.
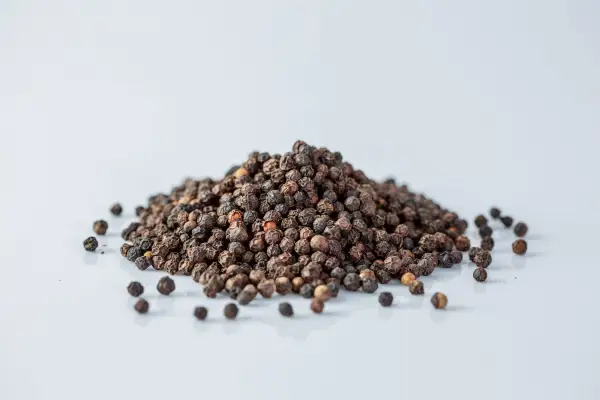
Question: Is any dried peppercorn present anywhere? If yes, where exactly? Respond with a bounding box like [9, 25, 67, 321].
[378, 292, 393, 307]
[439, 252, 454, 268]
[400, 272, 416, 286]
[110, 203, 123, 216]
[275, 277, 292, 295]
[343, 273, 361, 291]
[194, 306, 208, 321]
[474, 215, 488, 228]
[93, 220, 108, 235]
[473, 268, 487, 282]
[127, 281, 144, 297]
[134, 298, 149, 314]
[468, 247, 482, 262]
[455, 235, 471, 252]
[489, 207, 501, 219]
[135, 256, 151, 271]
[157, 276, 175, 295]
[310, 298, 324, 314]
[83, 236, 98, 252]
[135, 206, 144, 217]
[481, 237, 494, 251]
[314, 284, 333, 301]
[120, 243, 132, 257]
[224, 303, 239, 319]
[512, 239, 527, 255]
[479, 225, 493, 238]
[126, 246, 143, 262]
[430, 292, 448, 309]
[450, 250, 463, 265]
[474, 250, 492, 268]
[299, 283, 314, 298]
[500, 216, 514, 228]
[409, 280, 424, 295]
[279, 302, 294, 317]
[361, 277, 379, 293]
[514, 222, 528, 237]
[237, 284, 258, 305]
[326, 281, 339, 298]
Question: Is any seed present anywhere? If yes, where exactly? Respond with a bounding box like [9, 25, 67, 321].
[439, 252, 454, 268]
[127, 281, 144, 297]
[238, 284, 258, 305]
[249, 270, 266, 285]
[455, 235, 471, 251]
[275, 277, 292, 295]
[224, 303, 239, 319]
[134, 298, 149, 314]
[343, 273, 361, 291]
[409, 280, 424, 295]
[310, 235, 329, 253]
[359, 269, 376, 280]
[514, 222, 528, 237]
[126, 246, 143, 262]
[474, 250, 492, 268]
[481, 237, 494, 251]
[310, 298, 324, 314]
[83, 236, 98, 252]
[361, 277, 379, 293]
[157, 276, 175, 295]
[430, 292, 448, 309]
[257, 279, 276, 298]
[474, 215, 488, 228]
[450, 250, 463, 264]
[479, 225, 493, 238]
[135, 206, 144, 217]
[500, 216, 514, 228]
[400, 272, 416, 286]
[378, 292, 393, 307]
[93, 220, 108, 235]
[278, 302, 294, 317]
[291, 276, 304, 293]
[314, 284, 332, 301]
[512, 239, 527, 255]
[134, 256, 151, 271]
[489, 207, 501, 219]
[468, 247, 482, 262]
[110, 203, 123, 216]
[120, 243, 132, 257]
[299, 283, 314, 298]
[473, 268, 488, 282]
[194, 306, 208, 320]
[326, 281, 340, 298]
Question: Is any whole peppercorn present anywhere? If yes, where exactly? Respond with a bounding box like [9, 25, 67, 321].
[418, 234, 436, 252]
[237, 284, 258, 305]
[361, 277, 379, 293]
[127, 281, 144, 297]
[299, 283, 314, 298]
[479, 225, 493, 238]
[378, 292, 393, 307]
[126, 246, 143, 262]
[409, 280, 424, 295]
[326, 281, 339, 298]
[450, 250, 463, 265]
[134, 298, 149, 314]
[135, 206, 144, 217]
[439, 252, 454, 268]
[431, 292, 448, 309]
[120, 243, 132, 258]
[489, 207, 501, 219]
[343, 273, 361, 291]
[275, 277, 292, 295]
[157, 276, 176, 295]
[314, 284, 332, 301]
[512, 239, 528, 255]
[310, 298, 324, 314]
[109, 203, 123, 216]
[224, 303, 239, 320]
[473, 268, 488, 282]
[249, 270, 266, 285]
[400, 272, 416, 286]
[93, 220, 108, 235]
[257, 279, 276, 298]
[481, 237, 495, 251]
[194, 306, 208, 321]
[83, 236, 98, 252]
[134, 256, 151, 271]
[279, 302, 294, 317]
[310, 235, 329, 253]
[455, 235, 471, 251]
[468, 247, 482, 262]
[291, 276, 305, 293]
[474, 250, 492, 268]
[500, 216, 514, 228]
[474, 215, 488, 228]
[514, 222, 528, 237]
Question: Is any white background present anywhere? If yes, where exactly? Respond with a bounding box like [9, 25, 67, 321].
[1, 1, 599, 399]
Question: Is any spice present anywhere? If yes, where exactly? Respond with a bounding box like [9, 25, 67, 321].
[400, 272, 416, 286]
[409, 280, 424, 295]
[514, 222, 528, 237]
[455, 235, 471, 252]
[430, 292, 448, 309]
[378, 292, 393, 307]
[127, 281, 144, 297]
[481, 237, 494, 251]
[361, 277, 379, 293]
[134, 256, 151, 271]
[257, 279, 276, 298]
[489, 207, 501, 219]
[314, 284, 332, 301]
[310, 298, 324, 314]
[83, 236, 98, 252]
[110, 203, 123, 216]
[120, 243, 132, 257]
[450, 250, 463, 265]
[474, 250, 492, 268]
[479, 225, 493, 238]
[275, 277, 292, 295]
[473, 268, 487, 282]
[157, 276, 175, 295]
[468, 247, 482, 262]
[343, 273, 361, 291]
[237, 284, 258, 305]
[93, 220, 108, 235]
[224, 303, 239, 319]
[500, 216, 514, 228]
[512, 239, 527, 255]
[278, 302, 294, 317]
[474, 215, 488, 228]
[299, 283, 314, 298]
[194, 306, 208, 321]
[134, 298, 149, 314]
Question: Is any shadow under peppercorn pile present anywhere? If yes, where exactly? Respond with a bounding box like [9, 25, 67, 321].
[119, 140, 471, 301]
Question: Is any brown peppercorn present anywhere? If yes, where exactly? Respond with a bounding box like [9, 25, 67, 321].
[224, 303, 239, 319]
[361, 277, 379, 293]
[514, 222, 528, 237]
[473, 268, 488, 282]
[120, 243, 132, 257]
[468, 247, 482, 262]
[314, 284, 332, 301]
[474, 215, 488, 228]
[400, 272, 416, 286]
[275, 277, 292, 295]
[127, 281, 144, 297]
[263, 221, 277, 231]
[237, 284, 258, 305]
[93, 220, 108, 235]
[279, 302, 294, 317]
[194, 306, 208, 320]
[500, 216, 514, 228]
[409, 280, 424, 295]
[512, 239, 527, 255]
[479, 225, 493, 238]
[249, 270, 266, 285]
[359, 269, 376, 280]
[134, 298, 149, 314]
[110, 203, 123, 216]
[455, 235, 471, 252]
[489, 207, 501, 219]
[83, 236, 98, 252]
[310, 298, 324, 314]
[474, 250, 492, 268]
[310, 235, 329, 253]
[431, 292, 448, 309]
[292, 276, 305, 293]
[257, 279, 276, 298]
[157, 276, 175, 295]
[450, 250, 463, 265]
[481, 237, 494, 251]
[378, 292, 393, 307]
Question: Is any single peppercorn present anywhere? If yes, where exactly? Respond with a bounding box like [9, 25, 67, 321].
[134, 256, 151, 271]
[409, 280, 424, 295]
[378, 292, 393, 307]
[474, 250, 492, 268]
[473, 268, 487, 282]
[479, 225, 493, 238]
[135, 206, 144, 217]
[343, 273, 361, 291]
[110, 203, 123, 216]
[514, 222, 528, 237]
[194, 306, 208, 321]
[127, 281, 144, 297]
[400, 272, 416, 286]
[299, 283, 314, 298]
[134, 298, 149, 314]
[314, 284, 333, 301]
[430, 292, 448, 309]
[455, 235, 471, 252]
[450, 250, 463, 265]
[481, 237, 494, 251]
[157, 276, 175, 295]
[310, 298, 325, 314]
[361, 277, 379, 294]
[278, 302, 294, 317]
[83, 236, 98, 252]
[474, 215, 488, 228]
[93, 220, 108, 235]
[500, 216, 514, 228]
[224, 303, 239, 320]
[468, 247, 482, 262]
[489, 207, 501, 219]
[275, 277, 292, 295]
[120, 243, 132, 257]
[439, 252, 454, 268]
[512, 239, 527, 255]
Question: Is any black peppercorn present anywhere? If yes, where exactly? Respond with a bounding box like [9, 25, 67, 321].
[157, 276, 175, 295]
[343, 273, 361, 291]
[450, 250, 463, 265]
[474, 250, 492, 268]
[110, 203, 123, 216]
[361, 277, 379, 293]
[299, 283, 314, 298]
[514, 222, 528, 237]
[439, 251, 454, 268]
[489, 207, 501, 219]
[83, 236, 98, 252]
[473, 268, 487, 282]
[194, 306, 208, 320]
[378, 292, 393, 307]
[468, 247, 482, 262]
[134, 298, 149, 314]
[479, 225, 493, 238]
[512, 239, 527, 255]
[430, 292, 448, 309]
[120, 243, 132, 258]
[481, 237, 494, 251]
[93, 220, 108, 235]
[409, 280, 424, 295]
[126, 246, 143, 262]
[127, 281, 144, 297]
[224, 303, 239, 319]
[500, 216, 514, 228]
[474, 215, 488, 228]
[278, 302, 294, 317]
[455, 235, 471, 252]
[135, 206, 144, 217]
[134, 256, 151, 271]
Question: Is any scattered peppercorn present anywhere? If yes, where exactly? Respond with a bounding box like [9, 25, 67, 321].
[278, 302, 294, 317]
[512, 239, 527, 255]
[83, 236, 98, 252]
[110, 203, 123, 216]
[474, 250, 492, 268]
[400, 272, 416, 286]
[455, 235, 471, 252]
[473, 268, 487, 282]
[409, 280, 424, 295]
[157, 276, 175, 295]
[224, 303, 239, 319]
[134, 298, 149, 314]
[489, 207, 501, 219]
[378, 292, 393, 307]
[474, 215, 488, 228]
[479, 225, 493, 238]
[127, 281, 144, 297]
[468, 247, 482, 262]
[500, 216, 514, 228]
[481, 237, 494, 251]
[310, 298, 324, 314]
[514, 222, 528, 237]
[93, 220, 108, 235]
[299, 283, 314, 298]
[194, 306, 208, 320]
[430, 292, 448, 309]
[361, 277, 379, 293]
[120, 243, 132, 258]
[314, 284, 332, 301]
[450, 250, 463, 265]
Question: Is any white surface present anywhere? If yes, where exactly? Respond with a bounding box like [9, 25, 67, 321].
[1, 1, 600, 399]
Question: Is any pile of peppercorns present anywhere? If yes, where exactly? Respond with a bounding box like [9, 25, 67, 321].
[83, 140, 530, 319]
